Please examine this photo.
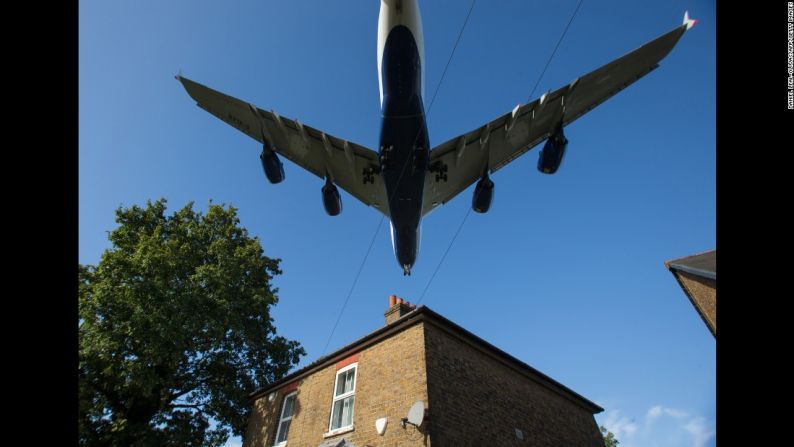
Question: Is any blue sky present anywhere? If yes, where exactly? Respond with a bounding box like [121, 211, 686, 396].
[79, 1, 715, 446]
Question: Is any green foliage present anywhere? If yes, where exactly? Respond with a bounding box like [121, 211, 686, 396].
[79, 199, 305, 447]
[600, 425, 619, 447]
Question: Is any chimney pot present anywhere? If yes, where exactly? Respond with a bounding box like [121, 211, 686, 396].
[384, 296, 414, 325]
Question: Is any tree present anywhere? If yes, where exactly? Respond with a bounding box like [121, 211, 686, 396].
[79, 199, 305, 447]
[600, 425, 620, 447]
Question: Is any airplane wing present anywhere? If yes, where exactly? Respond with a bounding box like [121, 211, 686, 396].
[177, 76, 390, 217]
[422, 14, 695, 217]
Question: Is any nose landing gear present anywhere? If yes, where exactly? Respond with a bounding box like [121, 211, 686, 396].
[403, 265, 412, 276]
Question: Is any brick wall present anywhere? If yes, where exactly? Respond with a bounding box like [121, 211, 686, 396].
[423, 322, 603, 446]
[675, 271, 716, 334]
[244, 322, 431, 447]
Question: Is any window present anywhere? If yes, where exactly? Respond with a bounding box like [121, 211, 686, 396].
[274, 391, 297, 445]
[328, 363, 357, 432]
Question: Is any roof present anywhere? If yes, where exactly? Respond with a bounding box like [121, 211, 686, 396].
[249, 305, 604, 414]
[665, 249, 716, 280]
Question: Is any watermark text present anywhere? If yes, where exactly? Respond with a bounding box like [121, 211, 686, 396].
[788, 3, 793, 108]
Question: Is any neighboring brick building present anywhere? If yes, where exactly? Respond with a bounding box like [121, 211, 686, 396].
[244, 296, 604, 447]
[665, 250, 716, 336]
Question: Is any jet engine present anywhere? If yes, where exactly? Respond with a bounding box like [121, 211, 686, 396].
[537, 124, 568, 174]
[322, 179, 342, 216]
[260, 143, 285, 184]
[471, 172, 494, 214]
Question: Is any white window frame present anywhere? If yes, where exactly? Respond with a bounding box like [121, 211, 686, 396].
[273, 391, 297, 446]
[326, 362, 357, 435]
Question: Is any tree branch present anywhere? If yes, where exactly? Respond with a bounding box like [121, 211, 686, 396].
[167, 403, 207, 410]
[168, 376, 214, 402]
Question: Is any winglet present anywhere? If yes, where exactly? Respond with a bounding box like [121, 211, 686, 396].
[683, 11, 697, 30]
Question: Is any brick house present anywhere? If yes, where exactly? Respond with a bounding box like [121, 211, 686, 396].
[244, 296, 605, 447]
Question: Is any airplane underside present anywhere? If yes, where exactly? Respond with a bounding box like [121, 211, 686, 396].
[379, 21, 428, 276]
[177, 0, 695, 275]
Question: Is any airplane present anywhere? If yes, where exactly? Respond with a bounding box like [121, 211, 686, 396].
[177, 0, 696, 276]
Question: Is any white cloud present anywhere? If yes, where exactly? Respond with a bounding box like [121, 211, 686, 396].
[647, 405, 662, 420]
[604, 409, 639, 440]
[684, 417, 715, 447]
[665, 408, 688, 419]
[647, 405, 688, 423]
[600, 405, 714, 447]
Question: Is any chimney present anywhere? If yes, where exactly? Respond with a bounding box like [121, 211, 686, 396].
[384, 295, 415, 325]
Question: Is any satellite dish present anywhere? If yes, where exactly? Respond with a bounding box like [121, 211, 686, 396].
[407, 401, 425, 426]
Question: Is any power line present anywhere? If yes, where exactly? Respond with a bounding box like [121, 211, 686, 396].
[320, 104, 422, 356]
[426, 0, 478, 114]
[416, 207, 471, 306]
[320, 213, 384, 355]
[319, 135, 416, 356]
[527, 0, 585, 101]
[321, 124, 419, 356]
[416, 0, 586, 306]
[320, 0, 479, 355]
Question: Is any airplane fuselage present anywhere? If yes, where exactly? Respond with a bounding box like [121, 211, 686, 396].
[378, 0, 428, 275]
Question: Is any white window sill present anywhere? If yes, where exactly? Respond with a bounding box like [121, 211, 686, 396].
[322, 424, 355, 438]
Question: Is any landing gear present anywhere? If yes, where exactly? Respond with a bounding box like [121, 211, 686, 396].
[379, 145, 394, 170]
[403, 265, 412, 276]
